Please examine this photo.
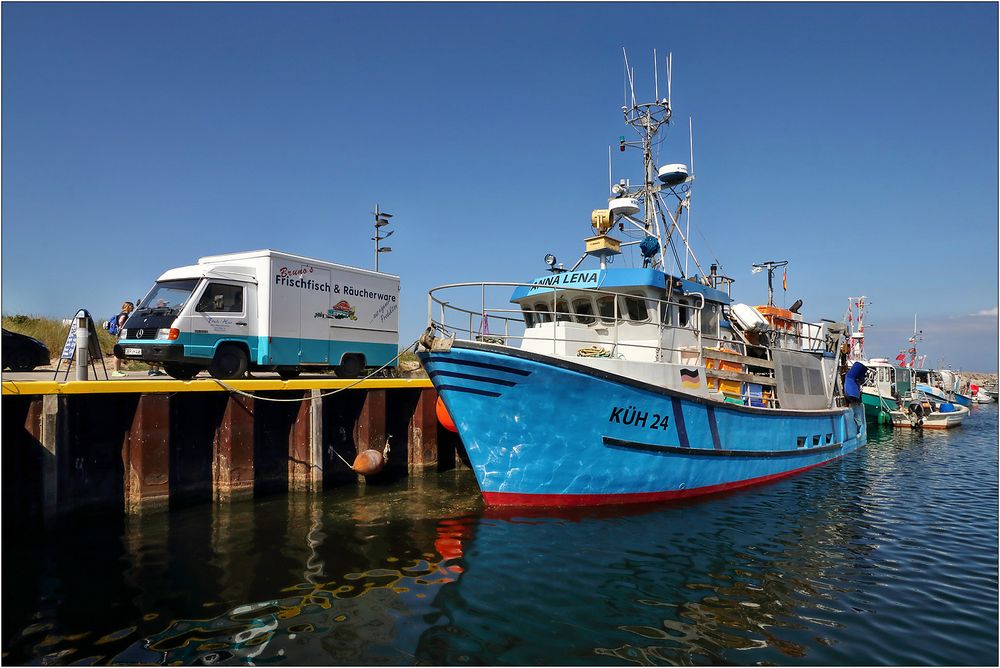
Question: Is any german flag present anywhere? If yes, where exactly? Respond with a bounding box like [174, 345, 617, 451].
[680, 368, 700, 388]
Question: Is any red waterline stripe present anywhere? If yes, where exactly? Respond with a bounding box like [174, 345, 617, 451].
[481, 456, 842, 508]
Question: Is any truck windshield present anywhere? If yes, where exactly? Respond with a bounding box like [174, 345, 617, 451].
[138, 279, 199, 315]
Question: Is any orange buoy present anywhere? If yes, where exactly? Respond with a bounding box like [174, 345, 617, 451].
[436, 396, 458, 433]
[352, 449, 386, 476]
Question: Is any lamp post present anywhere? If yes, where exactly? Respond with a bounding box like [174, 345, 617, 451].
[372, 204, 394, 272]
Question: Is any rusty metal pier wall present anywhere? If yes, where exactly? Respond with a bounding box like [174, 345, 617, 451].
[2, 378, 461, 520]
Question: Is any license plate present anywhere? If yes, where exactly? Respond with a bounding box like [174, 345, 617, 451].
[124, 347, 142, 357]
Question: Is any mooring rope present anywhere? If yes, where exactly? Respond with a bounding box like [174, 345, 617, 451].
[209, 337, 422, 403]
[577, 346, 613, 358]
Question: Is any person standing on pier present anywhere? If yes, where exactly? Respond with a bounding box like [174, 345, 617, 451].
[110, 301, 134, 377]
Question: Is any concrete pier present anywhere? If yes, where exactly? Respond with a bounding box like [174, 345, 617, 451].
[1, 377, 462, 520]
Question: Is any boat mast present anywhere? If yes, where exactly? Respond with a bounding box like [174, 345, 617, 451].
[751, 260, 788, 307]
[846, 296, 868, 361]
[618, 51, 673, 268]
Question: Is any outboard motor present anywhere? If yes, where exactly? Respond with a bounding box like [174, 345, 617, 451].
[844, 361, 867, 404]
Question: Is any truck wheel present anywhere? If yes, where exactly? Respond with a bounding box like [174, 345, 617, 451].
[210, 345, 248, 380]
[163, 363, 200, 380]
[334, 355, 364, 379]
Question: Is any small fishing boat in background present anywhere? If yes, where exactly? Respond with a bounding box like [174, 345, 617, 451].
[843, 297, 912, 425]
[418, 51, 867, 508]
[889, 396, 970, 429]
[972, 386, 995, 404]
[979, 381, 999, 401]
[859, 358, 911, 425]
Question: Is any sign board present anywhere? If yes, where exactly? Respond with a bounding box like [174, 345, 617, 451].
[59, 316, 81, 360]
[59, 309, 103, 360]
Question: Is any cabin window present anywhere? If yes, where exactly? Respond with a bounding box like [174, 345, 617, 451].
[522, 306, 535, 328]
[597, 295, 617, 323]
[660, 302, 674, 327]
[623, 295, 649, 321]
[677, 299, 690, 327]
[572, 298, 596, 325]
[812, 435, 821, 446]
[700, 303, 719, 339]
[789, 366, 804, 394]
[533, 302, 551, 324]
[555, 299, 572, 322]
[808, 368, 824, 395]
[196, 283, 243, 313]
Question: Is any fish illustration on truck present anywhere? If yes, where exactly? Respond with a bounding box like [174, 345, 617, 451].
[316, 300, 357, 321]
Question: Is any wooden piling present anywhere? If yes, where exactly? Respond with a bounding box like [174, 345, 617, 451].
[40, 395, 59, 512]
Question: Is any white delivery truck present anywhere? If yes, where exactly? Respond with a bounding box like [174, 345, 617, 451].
[114, 250, 400, 380]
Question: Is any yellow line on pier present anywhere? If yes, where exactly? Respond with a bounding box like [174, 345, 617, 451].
[2, 377, 433, 396]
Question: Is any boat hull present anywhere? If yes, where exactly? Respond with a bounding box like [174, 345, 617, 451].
[890, 403, 970, 429]
[861, 389, 898, 424]
[420, 342, 867, 507]
[916, 384, 948, 402]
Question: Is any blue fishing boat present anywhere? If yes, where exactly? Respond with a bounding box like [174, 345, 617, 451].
[417, 52, 867, 507]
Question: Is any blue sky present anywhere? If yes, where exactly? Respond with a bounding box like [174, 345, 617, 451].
[3, 2, 997, 370]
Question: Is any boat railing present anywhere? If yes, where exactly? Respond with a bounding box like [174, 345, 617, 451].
[427, 281, 712, 363]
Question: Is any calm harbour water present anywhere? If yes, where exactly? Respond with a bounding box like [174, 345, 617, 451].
[3, 405, 997, 666]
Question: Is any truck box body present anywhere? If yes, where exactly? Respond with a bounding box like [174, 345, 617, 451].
[115, 250, 399, 377]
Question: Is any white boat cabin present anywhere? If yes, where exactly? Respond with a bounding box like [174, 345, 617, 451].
[505, 267, 846, 410]
[862, 358, 913, 399]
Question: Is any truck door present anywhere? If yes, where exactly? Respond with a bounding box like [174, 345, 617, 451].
[269, 261, 333, 366]
[186, 280, 256, 361]
[300, 266, 331, 365]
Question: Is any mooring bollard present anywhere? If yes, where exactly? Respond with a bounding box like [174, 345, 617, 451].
[75, 313, 89, 381]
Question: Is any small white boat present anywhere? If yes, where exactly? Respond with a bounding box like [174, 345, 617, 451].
[973, 389, 994, 404]
[890, 396, 970, 429]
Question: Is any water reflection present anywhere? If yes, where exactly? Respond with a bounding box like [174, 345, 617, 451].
[107, 479, 480, 666]
[3, 408, 996, 665]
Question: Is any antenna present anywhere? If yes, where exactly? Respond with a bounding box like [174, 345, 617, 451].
[622, 48, 635, 109]
[630, 67, 636, 109]
[654, 48, 659, 102]
[622, 57, 628, 111]
[684, 196, 691, 277]
[667, 52, 673, 108]
[684, 117, 694, 276]
[689, 116, 695, 175]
